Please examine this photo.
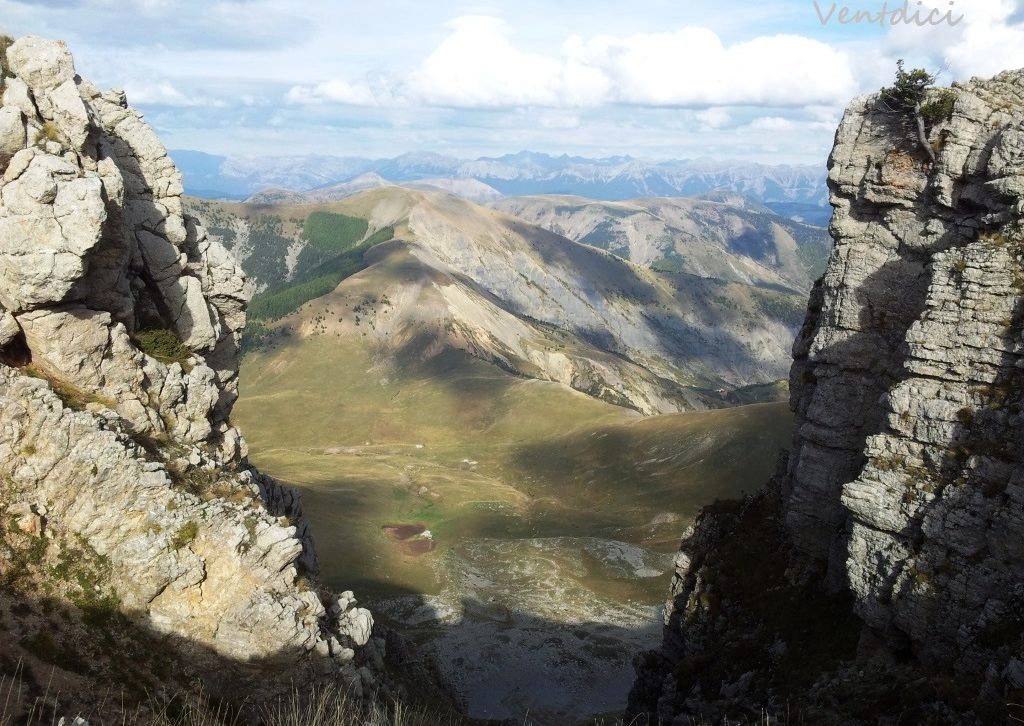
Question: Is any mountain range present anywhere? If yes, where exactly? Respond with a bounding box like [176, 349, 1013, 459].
[186, 187, 829, 414]
[171, 150, 830, 220]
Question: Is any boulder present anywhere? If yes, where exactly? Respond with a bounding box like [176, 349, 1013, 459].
[1, 77, 35, 118]
[0, 152, 106, 311]
[6, 37, 75, 93]
[338, 607, 374, 647]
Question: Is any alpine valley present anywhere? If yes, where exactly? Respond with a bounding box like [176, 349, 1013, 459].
[2, 15, 1023, 726]
[183, 184, 827, 720]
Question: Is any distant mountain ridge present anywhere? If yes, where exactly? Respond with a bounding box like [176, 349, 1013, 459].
[493, 195, 830, 294]
[171, 149, 829, 208]
[246, 173, 504, 205]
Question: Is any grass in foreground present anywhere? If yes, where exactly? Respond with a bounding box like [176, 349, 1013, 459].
[0, 668, 470, 726]
[1, 670, 695, 726]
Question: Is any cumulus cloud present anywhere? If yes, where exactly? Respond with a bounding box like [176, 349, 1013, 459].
[566, 29, 856, 107]
[404, 16, 599, 107]
[288, 15, 858, 109]
[887, 0, 1024, 79]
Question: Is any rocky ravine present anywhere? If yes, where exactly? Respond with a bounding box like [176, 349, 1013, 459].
[629, 70, 1024, 723]
[0, 36, 394, 715]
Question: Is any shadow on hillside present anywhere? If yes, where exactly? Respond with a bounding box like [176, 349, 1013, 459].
[214, 470, 664, 724]
[404, 216, 803, 399]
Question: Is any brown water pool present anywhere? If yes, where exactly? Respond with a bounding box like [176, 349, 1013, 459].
[382, 523, 436, 555]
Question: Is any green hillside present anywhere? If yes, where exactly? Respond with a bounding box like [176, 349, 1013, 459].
[236, 336, 791, 600]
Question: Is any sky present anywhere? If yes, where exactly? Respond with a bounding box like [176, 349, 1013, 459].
[2, 0, 1024, 164]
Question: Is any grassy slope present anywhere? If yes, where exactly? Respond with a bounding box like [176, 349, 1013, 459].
[235, 335, 792, 602]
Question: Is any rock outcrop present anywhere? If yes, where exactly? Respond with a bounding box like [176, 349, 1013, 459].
[629, 70, 1024, 724]
[0, 36, 388, 710]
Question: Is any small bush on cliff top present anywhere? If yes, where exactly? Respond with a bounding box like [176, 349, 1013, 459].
[879, 60, 934, 112]
[921, 89, 957, 124]
[878, 59, 950, 164]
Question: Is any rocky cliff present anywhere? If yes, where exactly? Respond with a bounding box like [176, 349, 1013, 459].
[629, 69, 1024, 724]
[0, 36, 392, 719]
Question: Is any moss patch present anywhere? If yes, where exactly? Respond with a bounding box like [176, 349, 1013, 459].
[170, 521, 199, 550]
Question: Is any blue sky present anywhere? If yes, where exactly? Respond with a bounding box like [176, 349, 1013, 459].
[2, 0, 1023, 164]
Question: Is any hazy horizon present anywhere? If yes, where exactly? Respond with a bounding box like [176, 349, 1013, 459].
[171, 147, 828, 167]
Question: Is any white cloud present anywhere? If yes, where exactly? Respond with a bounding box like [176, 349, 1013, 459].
[568, 29, 856, 107]
[748, 116, 796, 131]
[887, 0, 1024, 80]
[746, 114, 839, 133]
[404, 16, 601, 107]
[286, 78, 383, 106]
[805, 104, 844, 124]
[695, 108, 731, 129]
[289, 15, 858, 110]
[122, 80, 224, 107]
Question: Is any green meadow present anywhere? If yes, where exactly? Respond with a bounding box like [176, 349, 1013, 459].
[236, 337, 791, 601]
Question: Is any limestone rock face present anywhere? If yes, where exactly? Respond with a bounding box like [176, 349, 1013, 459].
[0, 36, 383, 699]
[630, 70, 1024, 723]
[786, 71, 1024, 669]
